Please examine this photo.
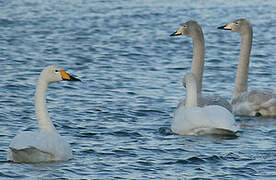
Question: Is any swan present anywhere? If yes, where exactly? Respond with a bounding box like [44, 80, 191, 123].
[7, 65, 81, 163]
[170, 20, 232, 112]
[171, 72, 238, 135]
[218, 19, 276, 117]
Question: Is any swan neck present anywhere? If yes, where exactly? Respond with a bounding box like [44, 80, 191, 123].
[35, 77, 57, 132]
[185, 79, 198, 108]
[191, 32, 205, 94]
[233, 29, 252, 99]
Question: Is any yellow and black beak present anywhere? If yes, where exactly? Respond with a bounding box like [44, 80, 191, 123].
[59, 70, 81, 81]
[170, 31, 182, 36]
[170, 26, 185, 36]
[217, 24, 232, 30]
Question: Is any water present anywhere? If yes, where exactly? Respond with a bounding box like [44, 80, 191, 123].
[0, 0, 275, 179]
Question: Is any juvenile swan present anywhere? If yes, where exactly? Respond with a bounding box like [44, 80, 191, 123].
[218, 19, 276, 117]
[171, 72, 238, 135]
[170, 20, 232, 112]
[7, 65, 81, 163]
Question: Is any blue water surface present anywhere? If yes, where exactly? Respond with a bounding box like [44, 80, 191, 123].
[0, 0, 275, 179]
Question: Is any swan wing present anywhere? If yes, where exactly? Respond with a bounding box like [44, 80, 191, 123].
[8, 131, 72, 163]
[203, 106, 238, 131]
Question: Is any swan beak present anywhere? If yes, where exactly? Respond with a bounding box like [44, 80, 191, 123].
[170, 26, 185, 36]
[217, 24, 232, 30]
[60, 70, 81, 81]
[170, 31, 181, 36]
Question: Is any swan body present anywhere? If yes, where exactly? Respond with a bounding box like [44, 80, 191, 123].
[171, 73, 238, 135]
[231, 90, 276, 117]
[7, 65, 80, 163]
[176, 94, 233, 112]
[218, 19, 276, 117]
[172, 104, 237, 135]
[170, 21, 232, 112]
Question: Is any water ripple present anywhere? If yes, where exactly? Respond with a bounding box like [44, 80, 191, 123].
[0, 0, 275, 179]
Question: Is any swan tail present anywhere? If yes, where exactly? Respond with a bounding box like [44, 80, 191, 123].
[260, 98, 276, 108]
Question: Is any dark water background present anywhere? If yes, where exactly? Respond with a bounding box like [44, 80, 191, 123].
[0, 0, 275, 179]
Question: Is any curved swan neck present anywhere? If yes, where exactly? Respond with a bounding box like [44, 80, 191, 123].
[185, 76, 198, 108]
[191, 28, 205, 94]
[35, 76, 57, 132]
[233, 27, 252, 99]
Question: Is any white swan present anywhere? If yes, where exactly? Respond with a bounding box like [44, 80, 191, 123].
[171, 72, 238, 135]
[7, 65, 81, 163]
[218, 19, 276, 117]
[170, 20, 232, 112]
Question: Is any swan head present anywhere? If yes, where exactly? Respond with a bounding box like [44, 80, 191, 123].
[182, 72, 196, 89]
[40, 65, 81, 84]
[170, 20, 201, 37]
[217, 18, 252, 35]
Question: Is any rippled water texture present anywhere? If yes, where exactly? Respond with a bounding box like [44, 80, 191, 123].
[0, 0, 275, 179]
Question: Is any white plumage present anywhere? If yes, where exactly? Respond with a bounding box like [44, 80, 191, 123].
[172, 73, 238, 135]
[7, 65, 80, 163]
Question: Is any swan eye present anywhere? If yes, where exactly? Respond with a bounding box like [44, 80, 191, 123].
[55, 70, 59, 72]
